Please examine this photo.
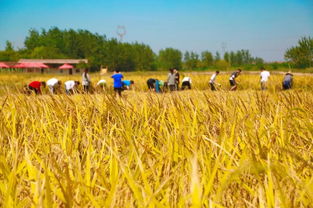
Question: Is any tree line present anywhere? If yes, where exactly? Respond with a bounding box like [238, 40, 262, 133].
[0, 27, 311, 70]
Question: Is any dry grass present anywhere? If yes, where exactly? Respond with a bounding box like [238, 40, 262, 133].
[0, 72, 313, 207]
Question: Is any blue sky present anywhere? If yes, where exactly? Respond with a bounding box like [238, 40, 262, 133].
[0, 0, 312, 61]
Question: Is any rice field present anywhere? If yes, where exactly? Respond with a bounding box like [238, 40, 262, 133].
[0, 72, 313, 207]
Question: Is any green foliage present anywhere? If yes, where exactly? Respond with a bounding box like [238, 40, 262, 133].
[214, 51, 221, 62]
[201, 51, 214, 67]
[224, 50, 263, 67]
[285, 36, 313, 68]
[215, 60, 230, 70]
[20, 27, 156, 71]
[31, 46, 66, 59]
[158, 48, 182, 70]
[184, 51, 200, 70]
[5, 41, 14, 51]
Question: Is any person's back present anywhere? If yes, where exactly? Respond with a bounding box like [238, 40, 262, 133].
[260, 71, 270, 82]
[112, 73, 123, 88]
[181, 77, 192, 90]
[111, 71, 124, 96]
[283, 73, 293, 90]
[167, 73, 176, 85]
[29, 81, 44, 94]
[182, 77, 191, 83]
[229, 69, 242, 91]
[82, 72, 90, 85]
[284, 74, 293, 82]
[123, 80, 131, 86]
[210, 71, 220, 91]
[47, 78, 58, 86]
[65, 80, 75, 90]
[97, 80, 106, 86]
[260, 70, 270, 90]
[167, 72, 176, 91]
[229, 71, 239, 81]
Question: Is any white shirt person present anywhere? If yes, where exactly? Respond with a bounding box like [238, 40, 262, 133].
[47, 78, 61, 94]
[65, 80, 80, 94]
[209, 71, 220, 91]
[260, 68, 270, 90]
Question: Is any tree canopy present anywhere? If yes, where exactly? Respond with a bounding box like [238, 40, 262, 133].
[285, 37, 313, 68]
[0, 26, 292, 71]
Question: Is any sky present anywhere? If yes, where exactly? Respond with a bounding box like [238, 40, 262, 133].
[0, 0, 312, 61]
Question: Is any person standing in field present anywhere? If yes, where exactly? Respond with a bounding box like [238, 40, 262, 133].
[174, 69, 180, 90]
[28, 81, 46, 95]
[282, 71, 293, 90]
[47, 78, 62, 94]
[111, 70, 124, 97]
[82, 69, 91, 93]
[122, 80, 134, 90]
[209, 71, 220, 91]
[65, 80, 80, 95]
[181, 76, 192, 90]
[229, 69, 242, 91]
[167, 69, 176, 91]
[260, 67, 270, 90]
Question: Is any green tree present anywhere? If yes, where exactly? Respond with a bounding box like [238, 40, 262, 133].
[201, 51, 214, 67]
[184, 51, 199, 69]
[158, 48, 182, 70]
[214, 51, 221, 62]
[0, 41, 19, 61]
[30, 46, 66, 59]
[5, 41, 14, 51]
[223, 52, 230, 64]
[285, 36, 313, 68]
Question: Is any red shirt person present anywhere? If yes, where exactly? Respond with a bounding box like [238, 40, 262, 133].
[28, 81, 46, 94]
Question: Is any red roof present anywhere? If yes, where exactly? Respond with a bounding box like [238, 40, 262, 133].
[0, 62, 9, 68]
[59, 63, 74, 69]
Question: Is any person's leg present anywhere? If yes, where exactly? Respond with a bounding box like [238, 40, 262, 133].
[187, 82, 191, 89]
[230, 80, 237, 91]
[210, 83, 216, 91]
[181, 82, 186, 90]
[261, 82, 264, 90]
[230, 85, 237, 91]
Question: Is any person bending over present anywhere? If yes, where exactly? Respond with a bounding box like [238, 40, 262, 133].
[47, 78, 62, 94]
[229, 69, 242, 91]
[122, 80, 134, 90]
[181, 76, 192, 90]
[28, 81, 46, 95]
[282, 72, 293, 90]
[209, 71, 220, 91]
[65, 80, 80, 95]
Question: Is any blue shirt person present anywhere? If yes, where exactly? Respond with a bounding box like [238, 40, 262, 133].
[111, 70, 124, 96]
[122, 80, 134, 90]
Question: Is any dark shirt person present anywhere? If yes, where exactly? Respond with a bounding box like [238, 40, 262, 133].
[282, 72, 293, 90]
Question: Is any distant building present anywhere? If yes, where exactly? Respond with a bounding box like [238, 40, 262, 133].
[18, 59, 88, 74]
